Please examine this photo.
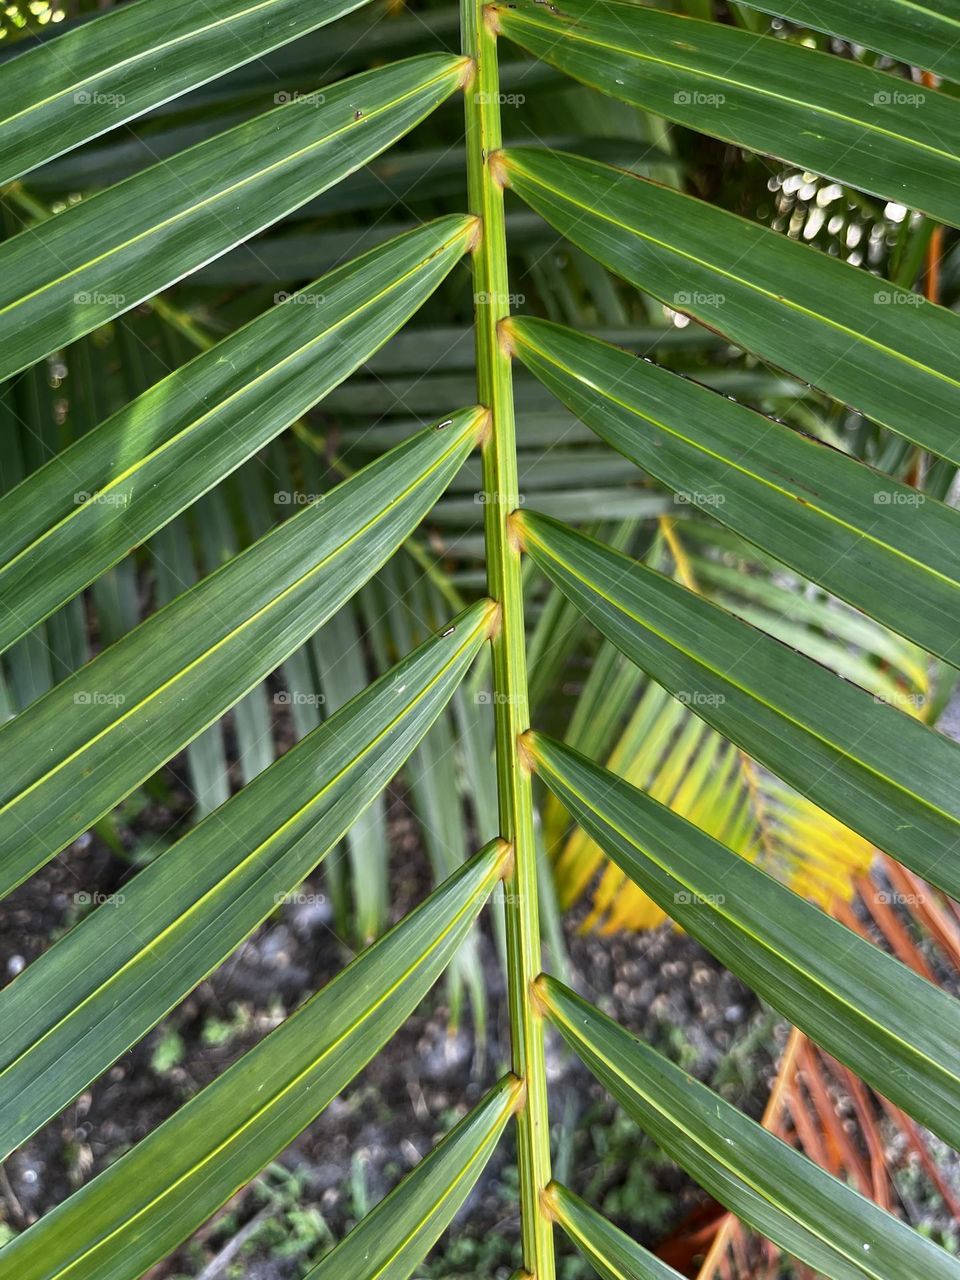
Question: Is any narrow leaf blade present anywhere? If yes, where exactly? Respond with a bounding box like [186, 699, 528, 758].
[494, 0, 960, 228]
[541, 978, 960, 1280]
[0, 842, 508, 1280]
[529, 731, 960, 1151]
[0, 0, 377, 184]
[0, 408, 483, 896]
[732, 1, 960, 85]
[306, 1076, 520, 1280]
[547, 1183, 683, 1280]
[516, 511, 960, 900]
[0, 215, 475, 653]
[0, 53, 468, 380]
[505, 317, 960, 667]
[0, 601, 494, 1158]
[500, 147, 960, 465]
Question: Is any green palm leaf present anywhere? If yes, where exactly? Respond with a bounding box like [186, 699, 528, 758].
[494, 0, 960, 228]
[516, 510, 960, 900]
[732, 0, 960, 84]
[505, 317, 960, 665]
[539, 976, 960, 1280]
[0, 0, 376, 184]
[528, 730, 960, 1150]
[307, 1075, 522, 1280]
[1, 1, 959, 1276]
[0, 600, 494, 1159]
[0, 841, 508, 1280]
[0, 53, 468, 381]
[546, 1182, 683, 1280]
[498, 146, 960, 465]
[0, 409, 483, 896]
[0, 216, 474, 652]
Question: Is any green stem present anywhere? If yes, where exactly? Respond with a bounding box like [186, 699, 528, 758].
[461, 7, 555, 1277]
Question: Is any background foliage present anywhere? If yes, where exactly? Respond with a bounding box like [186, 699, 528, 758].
[1, 1, 959, 1277]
